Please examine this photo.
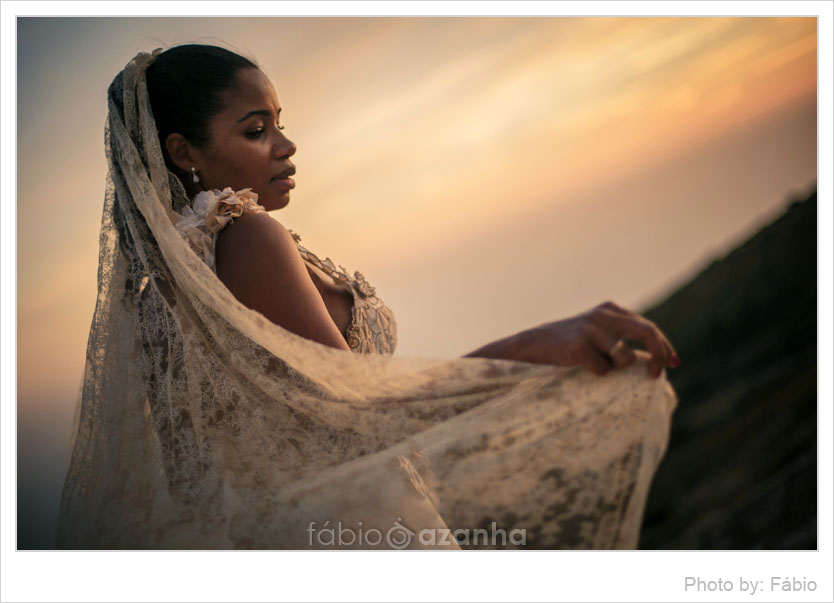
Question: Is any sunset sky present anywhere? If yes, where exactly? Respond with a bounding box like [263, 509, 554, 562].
[15, 16, 818, 549]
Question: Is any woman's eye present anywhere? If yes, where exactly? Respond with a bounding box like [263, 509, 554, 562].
[245, 122, 284, 138]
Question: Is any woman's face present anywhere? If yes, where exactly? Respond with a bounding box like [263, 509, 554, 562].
[192, 68, 297, 211]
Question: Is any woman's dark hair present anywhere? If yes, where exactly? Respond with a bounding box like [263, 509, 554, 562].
[146, 44, 257, 164]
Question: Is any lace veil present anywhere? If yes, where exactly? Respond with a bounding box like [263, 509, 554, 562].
[56, 50, 677, 549]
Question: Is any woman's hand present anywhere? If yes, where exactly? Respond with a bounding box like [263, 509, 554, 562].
[463, 301, 680, 379]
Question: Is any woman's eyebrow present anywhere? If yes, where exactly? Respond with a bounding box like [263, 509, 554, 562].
[237, 108, 281, 123]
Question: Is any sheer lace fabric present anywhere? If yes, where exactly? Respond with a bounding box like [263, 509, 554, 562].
[56, 50, 677, 549]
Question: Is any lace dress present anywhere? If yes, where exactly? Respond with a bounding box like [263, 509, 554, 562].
[175, 187, 397, 355]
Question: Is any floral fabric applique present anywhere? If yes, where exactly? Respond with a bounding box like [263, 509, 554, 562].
[175, 187, 265, 269]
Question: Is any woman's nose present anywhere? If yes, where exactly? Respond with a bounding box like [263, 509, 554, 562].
[274, 132, 297, 159]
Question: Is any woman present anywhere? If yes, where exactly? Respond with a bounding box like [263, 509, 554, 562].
[57, 44, 679, 549]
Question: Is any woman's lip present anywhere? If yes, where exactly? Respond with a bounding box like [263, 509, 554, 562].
[271, 177, 295, 190]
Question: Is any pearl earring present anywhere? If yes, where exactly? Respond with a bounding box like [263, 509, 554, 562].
[191, 166, 200, 184]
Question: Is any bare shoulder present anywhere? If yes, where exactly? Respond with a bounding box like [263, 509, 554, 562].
[215, 211, 296, 261]
[214, 211, 306, 300]
[213, 211, 350, 350]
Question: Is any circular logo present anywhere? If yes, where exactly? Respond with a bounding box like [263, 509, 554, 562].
[386, 518, 415, 549]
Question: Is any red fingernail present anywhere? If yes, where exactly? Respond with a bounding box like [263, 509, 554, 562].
[671, 355, 681, 368]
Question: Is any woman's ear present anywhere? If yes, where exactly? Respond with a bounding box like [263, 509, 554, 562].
[165, 133, 198, 174]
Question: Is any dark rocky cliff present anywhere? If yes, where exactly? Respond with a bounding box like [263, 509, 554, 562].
[639, 189, 817, 549]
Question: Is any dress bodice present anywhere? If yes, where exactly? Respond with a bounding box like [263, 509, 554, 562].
[288, 229, 397, 355]
[175, 188, 397, 356]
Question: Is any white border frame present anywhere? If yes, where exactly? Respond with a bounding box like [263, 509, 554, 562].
[2, 2, 831, 602]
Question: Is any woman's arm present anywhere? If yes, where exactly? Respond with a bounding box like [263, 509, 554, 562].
[464, 301, 679, 379]
[214, 212, 351, 351]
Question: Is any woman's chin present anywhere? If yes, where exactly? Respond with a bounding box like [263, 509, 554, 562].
[261, 193, 291, 211]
